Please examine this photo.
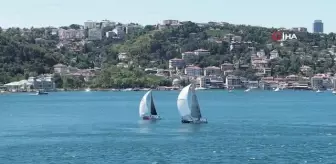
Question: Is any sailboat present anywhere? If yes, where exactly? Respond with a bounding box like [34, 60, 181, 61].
[139, 90, 161, 120]
[244, 87, 251, 92]
[177, 84, 207, 124]
[274, 87, 280, 92]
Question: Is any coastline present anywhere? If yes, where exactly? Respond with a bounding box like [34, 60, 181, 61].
[0, 87, 323, 94]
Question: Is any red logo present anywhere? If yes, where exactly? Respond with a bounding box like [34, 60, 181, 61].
[272, 31, 282, 41]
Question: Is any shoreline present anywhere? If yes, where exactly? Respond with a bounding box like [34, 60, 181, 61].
[1, 87, 329, 94]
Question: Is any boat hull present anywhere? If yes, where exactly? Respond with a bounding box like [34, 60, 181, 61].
[142, 115, 161, 121]
[181, 119, 208, 124]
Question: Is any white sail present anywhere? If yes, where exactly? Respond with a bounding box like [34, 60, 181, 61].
[139, 90, 151, 117]
[177, 84, 192, 117]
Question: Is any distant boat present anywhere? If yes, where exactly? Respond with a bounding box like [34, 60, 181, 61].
[85, 88, 91, 92]
[244, 88, 251, 92]
[139, 90, 161, 120]
[332, 90, 336, 94]
[316, 89, 322, 93]
[36, 90, 48, 95]
[195, 87, 208, 90]
[122, 88, 132, 91]
[274, 87, 280, 92]
[177, 84, 207, 124]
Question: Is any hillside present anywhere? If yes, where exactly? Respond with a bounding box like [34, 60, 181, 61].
[1, 21, 336, 87]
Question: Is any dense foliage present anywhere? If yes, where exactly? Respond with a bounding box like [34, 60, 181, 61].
[1, 22, 336, 87]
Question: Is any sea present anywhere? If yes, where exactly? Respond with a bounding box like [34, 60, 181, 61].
[0, 90, 336, 164]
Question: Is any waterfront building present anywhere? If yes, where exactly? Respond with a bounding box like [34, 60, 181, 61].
[333, 77, 336, 89]
[196, 76, 210, 88]
[185, 66, 201, 77]
[28, 76, 56, 91]
[311, 76, 323, 89]
[225, 75, 242, 89]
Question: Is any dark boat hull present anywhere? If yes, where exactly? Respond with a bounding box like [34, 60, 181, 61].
[181, 119, 208, 124]
[142, 116, 161, 121]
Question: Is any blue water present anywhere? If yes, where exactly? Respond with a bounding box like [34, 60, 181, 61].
[1, 90, 336, 164]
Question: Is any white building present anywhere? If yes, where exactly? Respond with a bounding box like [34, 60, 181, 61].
[182, 52, 197, 65]
[194, 49, 210, 56]
[311, 76, 323, 89]
[204, 66, 221, 76]
[106, 31, 115, 38]
[333, 77, 336, 89]
[225, 75, 242, 88]
[270, 50, 279, 59]
[101, 20, 116, 28]
[118, 53, 129, 61]
[113, 26, 125, 38]
[28, 76, 56, 91]
[88, 28, 102, 40]
[125, 24, 143, 34]
[185, 66, 201, 77]
[196, 76, 210, 88]
[162, 20, 179, 25]
[257, 50, 266, 58]
[169, 58, 185, 69]
[53, 63, 68, 75]
[84, 21, 100, 29]
[4, 76, 56, 92]
[58, 29, 85, 40]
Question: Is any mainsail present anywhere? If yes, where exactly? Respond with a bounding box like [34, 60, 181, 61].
[139, 90, 151, 117]
[177, 84, 192, 117]
[190, 86, 202, 119]
[150, 92, 158, 115]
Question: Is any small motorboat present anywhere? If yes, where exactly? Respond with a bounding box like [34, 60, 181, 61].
[36, 90, 48, 95]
